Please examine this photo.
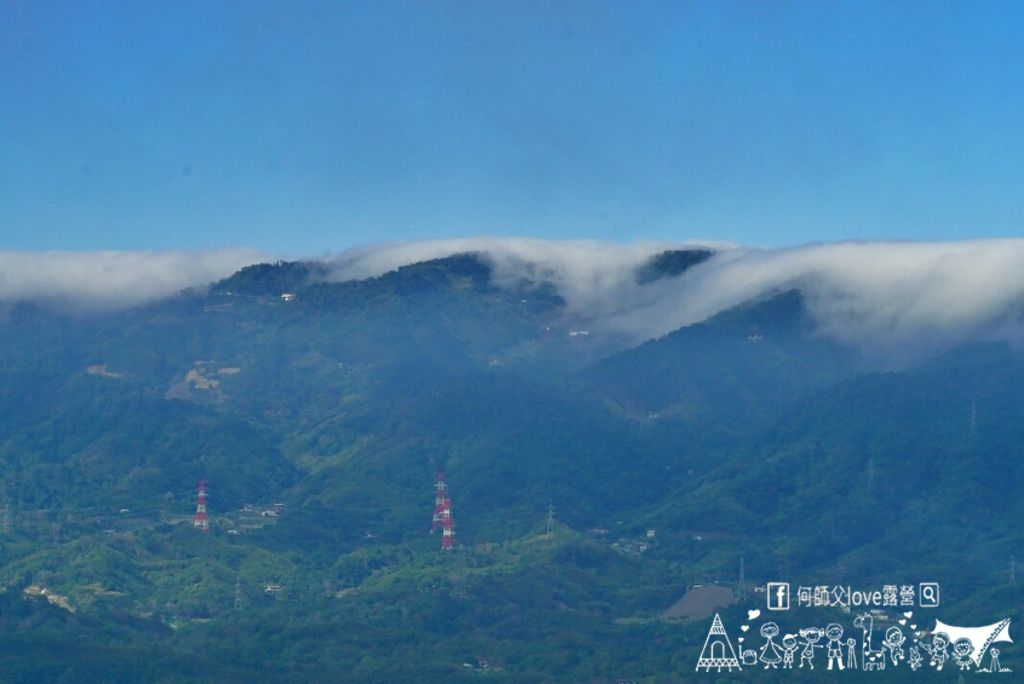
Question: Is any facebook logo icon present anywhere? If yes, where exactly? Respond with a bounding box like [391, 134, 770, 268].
[767, 582, 790, 611]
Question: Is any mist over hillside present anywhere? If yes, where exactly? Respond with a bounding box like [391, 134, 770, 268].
[5, 238, 1024, 355]
[0, 240, 1021, 681]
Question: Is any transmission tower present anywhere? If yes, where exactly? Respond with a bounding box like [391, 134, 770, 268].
[234, 577, 243, 610]
[193, 480, 209, 532]
[441, 496, 455, 551]
[969, 402, 978, 437]
[1011, 556, 1017, 588]
[545, 500, 555, 537]
[431, 473, 455, 550]
[431, 473, 448, 533]
[737, 556, 746, 601]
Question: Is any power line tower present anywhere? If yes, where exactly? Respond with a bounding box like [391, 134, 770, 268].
[970, 402, 978, 437]
[431, 473, 448, 534]
[737, 556, 746, 601]
[431, 473, 455, 550]
[1, 503, 10, 535]
[1011, 556, 1017, 588]
[234, 577, 243, 610]
[545, 500, 555, 537]
[867, 457, 876, 489]
[193, 480, 209, 532]
[441, 491, 455, 551]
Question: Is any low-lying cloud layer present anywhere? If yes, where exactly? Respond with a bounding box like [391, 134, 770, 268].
[3, 239, 1024, 350]
[325, 238, 1024, 349]
[0, 249, 268, 309]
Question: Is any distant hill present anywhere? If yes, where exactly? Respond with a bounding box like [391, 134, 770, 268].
[0, 252, 1020, 681]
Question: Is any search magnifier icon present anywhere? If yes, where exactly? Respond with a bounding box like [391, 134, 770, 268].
[920, 582, 940, 607]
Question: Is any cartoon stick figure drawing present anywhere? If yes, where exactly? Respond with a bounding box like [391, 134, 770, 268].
[921, 632, 950, 671]
[846, 638, 858, 669]
[883, 626, 906, 666]
[908, 646, 924, 671]
[951, 638, 973, 671]
[798, 627, 823, 669]
[781, 634, 798, 669]
[825, 623, 845, 671]
[758, 622, 783, 669]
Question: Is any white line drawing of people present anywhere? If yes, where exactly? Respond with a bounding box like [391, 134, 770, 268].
[846, 638, 858, 669]
[782, 634, 798, 669]
[921, 632, 950, 671]
[883, 626, 906, 666]
[799, 627, 824, 669]
[908, 646, 923, 671]
[951, 638, 973, 671]
[825, 623, 845, 671]
[759, 622, 783, 669]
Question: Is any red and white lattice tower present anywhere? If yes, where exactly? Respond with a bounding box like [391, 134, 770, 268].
[440, 494, 454, 550]
[430, 472, 455, 550]
[193, 480, 209, 532]
[431, 472, 448, 533]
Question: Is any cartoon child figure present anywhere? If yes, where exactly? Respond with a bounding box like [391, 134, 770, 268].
[825, 623, 845, 671]
[921, 632, 950, 671]
[781, 634, 798, 669]
[799, 627, 824, 670]
[883, 626, 906, 666]
[759, 622, 783, 669]
[951, 638, 973, 671]
[846, 638, 858, 669]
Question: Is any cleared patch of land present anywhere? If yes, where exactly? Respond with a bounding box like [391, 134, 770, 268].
[663, 585, 734, 620]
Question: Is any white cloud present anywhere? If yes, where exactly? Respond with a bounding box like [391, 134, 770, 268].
[0, 249, 268, 309]
[323, 237, 1024, 348]
[3, 238, 1024, 353]
[324, 237, 723, 320]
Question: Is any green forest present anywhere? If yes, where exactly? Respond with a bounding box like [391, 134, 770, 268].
[0, 252, 1020, 682]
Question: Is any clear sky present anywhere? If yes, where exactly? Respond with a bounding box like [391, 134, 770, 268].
[1, 0, 1022, 253]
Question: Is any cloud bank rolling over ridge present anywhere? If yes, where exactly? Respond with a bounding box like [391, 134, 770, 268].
[0, 249, 269, 309]
[3, 239, 1024, 351]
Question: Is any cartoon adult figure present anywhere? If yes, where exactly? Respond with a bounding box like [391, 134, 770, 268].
[921, 632, 950, 671]
[825, 623, 845, 671]
[799, 627, 823, 669]
[908, 646, 923, 671]
[758, 622, 783, 669]
[951, 638, 973, 671]
[883, 627, 906, 666]
[781, 634, 798, 669]
[846, 638, 858, 669]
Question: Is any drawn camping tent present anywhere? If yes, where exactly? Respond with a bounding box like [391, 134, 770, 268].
[932, 618, 1012, 668]
[696, 613, 742, 672]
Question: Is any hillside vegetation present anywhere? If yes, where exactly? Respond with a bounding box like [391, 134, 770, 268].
[0, 251, 1019, 681]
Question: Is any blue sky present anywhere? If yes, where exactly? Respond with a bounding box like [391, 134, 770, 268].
[1, 0, 1022, 253]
